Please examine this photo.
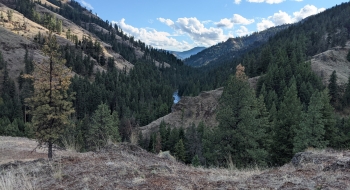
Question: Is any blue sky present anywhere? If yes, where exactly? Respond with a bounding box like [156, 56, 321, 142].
[78, 0, 348, 51]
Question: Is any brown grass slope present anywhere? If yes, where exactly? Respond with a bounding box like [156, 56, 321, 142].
[0, 0, 136, 82]
[1, 136, 350, 189]
[311, 42, 350, 85]
[139, 88, 223, 138]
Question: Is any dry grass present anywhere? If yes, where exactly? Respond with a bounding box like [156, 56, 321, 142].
[139, 88, 223, 139]
[1, 138, 350, 189]
[311, 43, 350, 85]
[0, 168, 37, 190]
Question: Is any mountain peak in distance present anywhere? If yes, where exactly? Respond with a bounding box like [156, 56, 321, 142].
[170, 47, 206, 60]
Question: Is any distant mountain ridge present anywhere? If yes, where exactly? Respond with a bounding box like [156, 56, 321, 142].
[184, 25, 290, 67]
[170, 47, 206, 60]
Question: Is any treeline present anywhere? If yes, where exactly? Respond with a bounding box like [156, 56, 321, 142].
[0, 50, 33, 137]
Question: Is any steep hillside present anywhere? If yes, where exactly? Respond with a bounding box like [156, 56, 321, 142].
[139, 88, 223, 138]
[311, 42, 350, 85]
[0, 0, 129, 79]
[184, 25, 289, 67]
[170, 47, 206, 60]
[1, 136, 350, 189]
[0, 27, 44, 80]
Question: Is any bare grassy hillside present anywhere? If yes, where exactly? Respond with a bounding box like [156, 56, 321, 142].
[139, 88, 223, 138]
[311, 42, 350, 85]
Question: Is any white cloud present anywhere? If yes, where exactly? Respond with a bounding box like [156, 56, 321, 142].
[257, 19, 275, 31]
[215, 14, 254, 29]
[157, 18, 174, 26]
[232, 14, 255, 25]
[215, 18, 234, 28]
[293, 4, 325, 21]
[158, 17, 232, 47]
[114, 19, 192, 51]
[174, 17, 232, 46]
[247, 0, 285, 4]
[247, 0, 265, 2]
[256, 4, 325, 31]
[234, 0, 242, 4]
[202, 20, 213, 25]
[80, 0, 93, 10]
[236, 26, 251, 36]
[271, 10, 293, 25]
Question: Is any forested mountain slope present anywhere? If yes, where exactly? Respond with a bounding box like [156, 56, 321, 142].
[184, 25, 289, 67]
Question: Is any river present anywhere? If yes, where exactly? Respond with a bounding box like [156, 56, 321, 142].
[173, 91, 181, 104]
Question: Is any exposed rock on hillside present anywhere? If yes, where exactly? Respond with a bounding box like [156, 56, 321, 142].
[1, 136, 350, 189]
[311, 43, 350, 85]
[139, 88, 223, 137]
[0, 27, 44, 81]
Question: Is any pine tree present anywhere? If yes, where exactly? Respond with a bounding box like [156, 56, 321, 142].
[185, 123, 203, 164]
[216, 64, 269, 168]
[320, 89, 337, 147]
[293, 91, 328, 153]
[328, 70, 338, 105]
[154, 132, 162, 153]
[87, 103, 120, 150]
[0, 50, 4, 70]
[343, 76, 350, 107]
[56, 19, 62, 34]
[174, 139, 186, 162]
[25, 33, 75, 159]
[159, 120, 167, 149]
[7, 10, 13, 22]
[273, 79, 303, 165]
[191, 155, 200, 167]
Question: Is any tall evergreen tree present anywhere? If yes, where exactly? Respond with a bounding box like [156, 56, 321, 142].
[185, 123, 203, 164]
[25, 33, 75, 159]
[87, 103, 120, 150]
[328, 70, 338, 105]
[174, 139, 186, 162]
[320, 89, 337, 147]
[216, 64, 269, 168]
[272, 79, 302, 165]
[343, 76, 350, 107]
[0, 50, 4, 70]
[293, 91, 328, 153]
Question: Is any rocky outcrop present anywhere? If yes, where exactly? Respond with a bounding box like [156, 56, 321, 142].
[139, 88, 223, 138]
[311, 43, 350, 85]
